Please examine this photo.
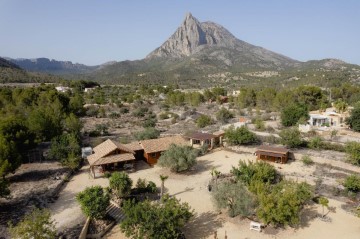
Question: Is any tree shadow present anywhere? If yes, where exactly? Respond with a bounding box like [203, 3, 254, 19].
[171, 187, 194, 197]
[8, 168, 69, 183]
[182, 160, 220, 176]
[183, 212, 224, 239]
[294, 203, 319, 229]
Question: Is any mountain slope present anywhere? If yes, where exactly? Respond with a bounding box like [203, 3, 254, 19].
[7, 57, 99, 75]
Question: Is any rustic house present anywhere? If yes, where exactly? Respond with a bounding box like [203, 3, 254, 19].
[87, 139, 135, 178]
[186, 132, 217, 149]
[140, 135, 188, 165]
[255, 145, 290, 164]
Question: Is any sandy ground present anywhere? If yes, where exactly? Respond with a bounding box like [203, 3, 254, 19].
[50, 150, 360, 239]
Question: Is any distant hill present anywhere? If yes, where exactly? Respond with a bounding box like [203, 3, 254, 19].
[3, 13, 360, 87]
[6, 57, 99, 75]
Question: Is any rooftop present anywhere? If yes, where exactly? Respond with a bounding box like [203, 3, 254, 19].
[186, 132, 216, 140]
[256, 145, 290, 154]
[140, 135, 188, 154]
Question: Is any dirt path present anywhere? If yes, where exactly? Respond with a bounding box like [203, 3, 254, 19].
[49, 165, 109, 231]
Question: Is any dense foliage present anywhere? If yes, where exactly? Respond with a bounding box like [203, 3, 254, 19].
[9, 208, 57, 239]
[343, 174, 360, 192]
[281, 104, 309, 127]
[345, 141, 360, 165]
[256, 180, 313, 226]
[346, 105, 360, 132]
[158, 144, 197, 172]
[0, 86, 83, 197]
[216, 107, 234, 123]
[76, 186, 110, 219]
[224, 125, 257, 145]
[196, 115, 213, 128]
[120, 195, 194, 239]
[212, 180, 256, 217]
[135, 127, 160, 140]
[279, 127, 303, 148]
[109, 172, 133, 199]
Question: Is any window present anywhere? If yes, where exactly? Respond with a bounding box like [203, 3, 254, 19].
[151, 153, 157, 158]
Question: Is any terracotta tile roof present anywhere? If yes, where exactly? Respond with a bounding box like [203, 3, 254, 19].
[124, 142, 143, 151]
[88, 139, 135, 166]
[256, 145, 289, 155]
[140, 135, 188, 154]
[91, 153, 135, 166]
[186, 132, 216, 140]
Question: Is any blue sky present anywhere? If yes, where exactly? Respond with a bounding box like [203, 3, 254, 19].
[1, 0, 359, 65]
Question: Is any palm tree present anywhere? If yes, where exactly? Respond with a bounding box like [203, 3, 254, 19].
[159, 174, 169, 198]
[319, 197, 329, 217]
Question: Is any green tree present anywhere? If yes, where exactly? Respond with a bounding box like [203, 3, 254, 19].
[333, 99, 348, 113]
[158, 144, 197, 173]
[64, 113, 82, 137]
[237, 88, 256, 108]
[9, 208, 57, 239]
[346, 105, 360, 132]
[216, 108, 234, 123]
[224, 126, 257, 145]
[279, 127, 303, 148]
[49, 133, 81, 170]
[308, 136, 324, 150]
[345, 141, 360, 165]
[196, 115, 213, 128]
[134, 127, 160, 140]
[257, 180, 313, 226]
[109, 172, 133, 199]
[212, 180, 256, 218]
[254, 118, 265, 131]
[231, 161, 277, 188]
[120, 195, 193, 239]
[76, 186, 110, 219]
[281, 104, 309, 127]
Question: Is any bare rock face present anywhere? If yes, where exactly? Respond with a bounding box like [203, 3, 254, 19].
[146, 13, 297, 69]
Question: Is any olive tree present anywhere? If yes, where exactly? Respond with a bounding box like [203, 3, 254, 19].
[158, 144, 197, 172]
[212, 180, 256, 218]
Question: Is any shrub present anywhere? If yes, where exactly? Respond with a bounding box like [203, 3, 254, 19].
[224, 126, 258, 145]
[346, 106, 360, 132]
[146, 181, 157, 193]
[343, 174, 360, 192]
[216, 108, 234, 123]
[308, 136, 324, 150]
[257, 180, 313, 226]
[135, 128, 160, 140]
[301, 155, 314, 166]
[9, 208, 57, 239]
[158, 144, 197, 173]
[279, 127, 303, 148]
[196, 115, 213, 128]
[142, 118, 157, 128]
[132, 107, 148, 117]
[136, 178, 147, 189]
[231, 160, 277, 188]
[159, 112, 170, 120]
[345, 141, 360, 165]
[120, 195, 193, 239]
[212, 180, 256, 218]
[76, 186, 110, 219]
[109, 172, 133, 199]
[254, 118, 266, 131]
[119, 107, 129, 114]
[281, 104, 309, 127]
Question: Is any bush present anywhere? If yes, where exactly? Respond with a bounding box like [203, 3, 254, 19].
[158, 144, 197, 173]
[196, 115, 213, 128]
[9, 208, 57, 239]
[308, 136, 324, 150]
[254, 118, 266, 131]
[119, 107, 129, 114]
[136, 178, 147, 189]
[143, 118, 157, 128]
[301, 155, 314, 166]
[76, 186, 110, 219]
[281, 104, 309, 127]
[120, 195, 193, 239]
[216, 108, 234, 123]
[212, 180, 256, 218]
[159, 112, 170, 120]
[224, 126, 258, 145]
[279, 127, 303, 148]
[135, 128, 160, 140]
[257, 180, 313, 226]
[345, 141, 360, 165]
[109, 172, 133, 199]
[231, 160, 278, 188]
[132, 107, 148, 117]
[146, 181, 157, 193]
[343, 174, 360, 192]
[346, 106, 360, 131]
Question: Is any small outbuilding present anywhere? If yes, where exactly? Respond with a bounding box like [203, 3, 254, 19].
[186, 132, 217, 149]
[255, 145, 290, 164]
[87, 139, 135, 178]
